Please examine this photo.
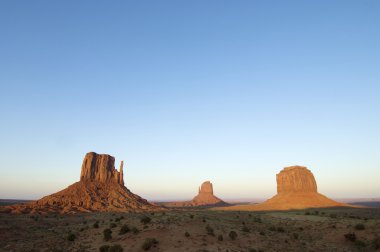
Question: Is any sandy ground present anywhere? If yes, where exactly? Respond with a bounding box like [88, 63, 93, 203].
[1, 208, 380, 252]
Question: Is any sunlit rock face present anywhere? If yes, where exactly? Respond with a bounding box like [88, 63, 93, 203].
[80, 152, 124, 185]
[214, 165, 348, 212]
[254, 165, 345, 210]
[276, 166, 317, 193]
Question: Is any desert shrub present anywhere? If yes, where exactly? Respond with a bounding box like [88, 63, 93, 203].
[344, 232, 357, 242]
[189, 214, 194, 219]
[140, 216, 151, 225]
[119, 224, 130, 235]
[109, 244, 123, 252]
[249, 249, 257, 252]
[330, 213, 337, 218]
[103, 228, 112, 241]
[67, 233, 76, 241]
[202, 217, 206, 222]
[110, 223, 117, 228]
[218, 234, 223, 241]
[373, 237, 380, 249]
[355, 223, 365, 230]
[94, 221, 100, 228]
[269, 226, 276, 231]
[305, 211, 310, 215]
[355, 240, 366, 248]
[150, 212, 155, 216]
[314, 210, 319, 215]
[132, 227, 139, 234]
[99, 244, 123, 252]
[293, 233, 299, 239]
[253, 217, 262, 223]
[259, 231, 265, 236]
[242, 226, 250, 232]
[83, 220, 87, 224]
[141, 238, 158, 250]
[99, 245, 110, 252]
[206, 225, 214, 236]
[229, 231, 237, 240]
[277, 227, 285, 232]
[185, 231, 190, 237]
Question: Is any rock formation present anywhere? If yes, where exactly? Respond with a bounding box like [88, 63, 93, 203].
[1, 152, 162, 214]
[80, 152, 124, 185]
[276, 166, 317, 193]
[165, 181, 228, 207]
[215, 166, 347, 211]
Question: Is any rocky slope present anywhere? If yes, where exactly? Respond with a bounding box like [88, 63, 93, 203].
[1, 152, 162, 214]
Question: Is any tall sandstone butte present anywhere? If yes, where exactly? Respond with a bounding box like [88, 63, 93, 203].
[80, 152, 124, 185]
[216, 166, 346, 211]
[1, 152, 161, 214]
[166, 181, 228, 207]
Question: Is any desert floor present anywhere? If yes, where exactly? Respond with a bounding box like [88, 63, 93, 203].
[1, 207, 380, 252]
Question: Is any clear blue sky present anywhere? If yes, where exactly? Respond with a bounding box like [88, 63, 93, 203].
[1, 1, 379, 201]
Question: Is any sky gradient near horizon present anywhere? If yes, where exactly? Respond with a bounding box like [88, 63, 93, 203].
[1, 1, 380, 201]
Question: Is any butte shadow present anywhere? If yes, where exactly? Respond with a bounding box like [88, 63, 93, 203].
[215, 165, 350, 211]
[164, 181, 229, 208]
[0, 152, 163, 214]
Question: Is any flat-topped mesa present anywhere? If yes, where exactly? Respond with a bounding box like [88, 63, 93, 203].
[214, 165, 347, 211]
[80, 152, 124, 185]
[276, 165, 317, 193]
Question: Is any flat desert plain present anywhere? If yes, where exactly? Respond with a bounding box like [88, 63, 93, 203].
[1, 207, 380, 252]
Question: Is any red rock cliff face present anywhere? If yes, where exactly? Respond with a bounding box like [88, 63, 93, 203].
[276, 166, 317, 193]
[80, 152, 124, 185]
[198, 181, 213, 195]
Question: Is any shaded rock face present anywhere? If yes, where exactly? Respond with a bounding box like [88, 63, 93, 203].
[80, 152, 124, 185]
[1, 152, 161, 214]
[276, 166, 317, 193]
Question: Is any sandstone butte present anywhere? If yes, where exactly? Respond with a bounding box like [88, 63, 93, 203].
[0, 152, 162, 214]
[166, 181, 228, 207]
[215, 166, 348, 211]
